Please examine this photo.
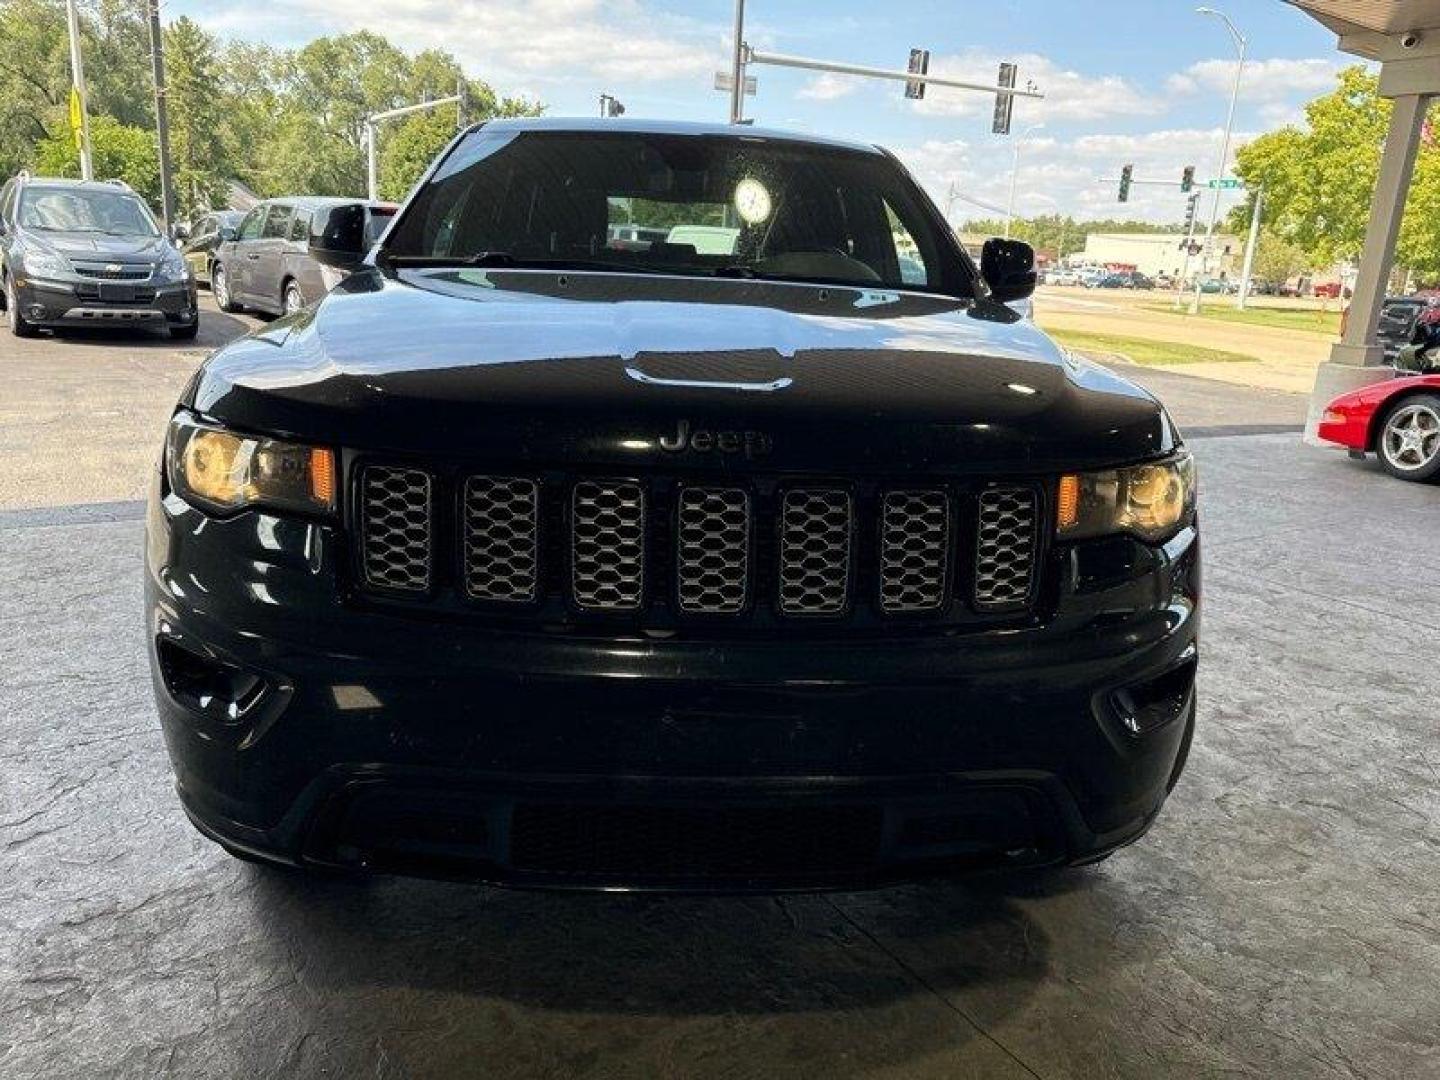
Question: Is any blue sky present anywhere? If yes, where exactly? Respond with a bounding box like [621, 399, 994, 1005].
[175, 0, 1349, 226]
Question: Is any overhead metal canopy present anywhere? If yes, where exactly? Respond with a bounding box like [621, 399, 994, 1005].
[1288, 0, 1440, 45]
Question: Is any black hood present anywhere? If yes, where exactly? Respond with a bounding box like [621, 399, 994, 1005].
[33, 231, 171, 264]
[188, 269, 1179, 475]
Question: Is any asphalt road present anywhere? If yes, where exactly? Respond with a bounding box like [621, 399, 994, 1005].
[2, 433, 1437, 1078]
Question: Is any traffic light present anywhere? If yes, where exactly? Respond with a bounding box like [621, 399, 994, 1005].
[1119, 164, 1133, 203]
[1181, 165, 1195, 193]
[1182, 192, 1199, 234]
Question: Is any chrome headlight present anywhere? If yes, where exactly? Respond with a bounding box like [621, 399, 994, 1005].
[1057, 453, 1196, 543]
[166, 413, 336, 516]
[22, 248, 72, 279]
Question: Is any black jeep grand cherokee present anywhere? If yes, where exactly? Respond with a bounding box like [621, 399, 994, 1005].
[146, 119, 1198, 891]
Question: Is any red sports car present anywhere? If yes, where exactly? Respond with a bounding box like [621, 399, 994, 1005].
[1318, 374, 1440, 482]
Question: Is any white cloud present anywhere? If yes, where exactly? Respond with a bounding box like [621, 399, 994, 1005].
[196, 0, 726, 91]
[798, 73, 860, 102]
[895, 127, 1259, 227]
[1166, 57, 1343, 103]
[908, 50, 1164, 124]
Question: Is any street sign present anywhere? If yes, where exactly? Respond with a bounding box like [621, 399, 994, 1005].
[905, 48, 930, 100]
[714, 71, 757, 95]
[992, 62, 1017, 135]
[1207, 177, 1243, 189]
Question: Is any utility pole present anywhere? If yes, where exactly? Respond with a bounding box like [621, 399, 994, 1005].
[1005, 123, 1044, 239]
[146, 0, 176, 233]
[1236, 186, 1264, 309]
[1190, 7, 1246, 314]
[728, 0, 747, 123]
[64, 0, 93, 180]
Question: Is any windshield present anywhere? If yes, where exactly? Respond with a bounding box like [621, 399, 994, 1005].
[18, 187, 159, 237]
[384, 130, 970, 295]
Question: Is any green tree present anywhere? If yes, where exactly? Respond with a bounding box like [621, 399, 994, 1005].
[379, 109, 458, 202]
[165, 17, 229, 217]
[1252, 229, 1311, 284]
[34, 114, 159, 202]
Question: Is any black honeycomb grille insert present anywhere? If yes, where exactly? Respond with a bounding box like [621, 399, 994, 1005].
[462, 476, 540, 603]
[975, 486, 1037, 610]
[571, 480, 646, 611]
[778, 488, 853, 616]
[360, 466, 432, 592]
[677, 487, 751, 614]
[879, 490, 950, 613]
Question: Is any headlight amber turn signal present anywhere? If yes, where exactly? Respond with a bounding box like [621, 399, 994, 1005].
[1057, 453, 1196, 543]
[166, 413, 335, 516]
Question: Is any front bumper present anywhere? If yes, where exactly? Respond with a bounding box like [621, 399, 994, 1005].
[145, 477, 1200, 892]
[12, 275, 197, 329]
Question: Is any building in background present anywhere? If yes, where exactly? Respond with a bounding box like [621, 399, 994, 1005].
[1078, 232, 1243, 280]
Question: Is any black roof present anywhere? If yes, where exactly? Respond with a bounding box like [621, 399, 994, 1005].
[470, 116, 885, 156]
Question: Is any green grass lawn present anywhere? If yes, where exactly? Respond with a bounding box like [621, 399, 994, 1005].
[1140, 302, 1342, 335]
[1047, 329, 1259, 367]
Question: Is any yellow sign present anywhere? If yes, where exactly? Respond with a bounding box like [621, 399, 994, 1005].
[69, 87, 83, 148]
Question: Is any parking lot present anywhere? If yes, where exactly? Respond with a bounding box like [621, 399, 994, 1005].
[2, 308, 1437, 1078]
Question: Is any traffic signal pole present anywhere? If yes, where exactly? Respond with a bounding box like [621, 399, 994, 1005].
[364, 95, 463, 201]
[1190, 8, 1247, 314]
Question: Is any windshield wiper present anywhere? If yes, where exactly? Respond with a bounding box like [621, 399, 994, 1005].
[384, 250, 517, 268]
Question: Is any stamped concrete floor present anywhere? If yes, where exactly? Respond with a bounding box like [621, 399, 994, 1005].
[2, 428, 1438, 1078]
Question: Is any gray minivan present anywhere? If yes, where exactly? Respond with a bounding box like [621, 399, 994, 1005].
[212, 197, 397, 316]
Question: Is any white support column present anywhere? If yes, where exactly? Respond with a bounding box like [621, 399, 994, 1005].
[1304, 91, 1429, 441]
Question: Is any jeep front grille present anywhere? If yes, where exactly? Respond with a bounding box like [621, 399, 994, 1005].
[360, 466, 432, 592]
[353, 466, 1044, 629]
[677, 487, 751, 614]
[974, 487, 1038, 610]
[571, 480, 646, 611]
[462, 476, 539, 603]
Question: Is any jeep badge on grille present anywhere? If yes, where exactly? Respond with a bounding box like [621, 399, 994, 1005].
[659, 420, 772, 459]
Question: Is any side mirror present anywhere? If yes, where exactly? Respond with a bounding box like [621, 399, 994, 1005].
[980, 238, 1037, 303]
[219, 226, 237, 242]
[308, 203, 369, 269]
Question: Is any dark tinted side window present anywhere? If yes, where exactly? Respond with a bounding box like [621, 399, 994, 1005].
[289, 211, 311, 242]
[262, 205, 293, 240]
[237, 208, 264, 241]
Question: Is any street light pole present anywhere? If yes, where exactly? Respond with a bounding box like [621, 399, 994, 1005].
[1005, 123, 1044, 239]
[63, 0, 93, 181]
[146, 0, 176, 234]
[1190, 6, 1246, 314]
[728, 0, 747, 124]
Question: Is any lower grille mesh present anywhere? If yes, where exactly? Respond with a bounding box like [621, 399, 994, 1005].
[510, 803, 885, 880]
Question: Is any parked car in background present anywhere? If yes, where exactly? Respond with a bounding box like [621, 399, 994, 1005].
[178, 210, 244, 287]
[1312, 281, 1351, 300]
[1048, 268, 1081, 287]
[1099, 271, 1153, 290]
[1080, 269, 1107, 288]
[1198, 278, 1229, 295]
[0, 173, 197, 339]
[1318, 374, 1440, 482]
[212, 197, 397, 316]
[1154, 273, 1176, 290]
